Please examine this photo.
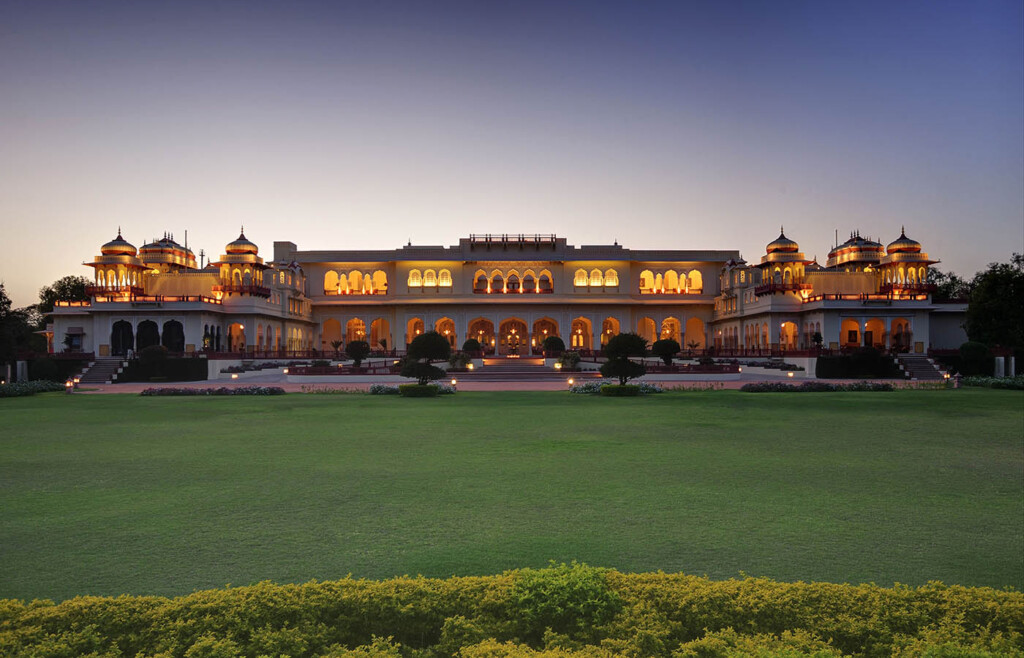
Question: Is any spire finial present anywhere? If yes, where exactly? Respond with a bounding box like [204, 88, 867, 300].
[901, 225, 906, 236]
[780, 225, 784, 235]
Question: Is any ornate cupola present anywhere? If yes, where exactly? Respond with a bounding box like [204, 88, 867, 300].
[139, 232, 199, 272]
[756, 227, 811, 295]
[211, 227, 270, 298]
[86, 229, 147, 298]
[766, 229, 800, 254]
[878, 227, 937, 294]
[825, 230, 884, 271]
[885, 226, 923, 254]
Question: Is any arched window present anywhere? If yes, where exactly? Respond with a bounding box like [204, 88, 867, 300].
[408, 269, 422, 287]
[492, 272, 505, 292]
[439, 269, 452, 287]
[589, 269, 603, 286]
[474, 272, 488, 292]
[372, 270, 387, 292]
[522, 272, 536, 292]
[349, 271, 363, 293]
[639, 270, 654, 292]
[538, 272, 553, 292]
[507, 273, 520, 291]
[424, 269, 437, 287]
[604, 269, 619, 287]
[665, 271, 679, 292]
[338, 273, 350, 294]
[574, 269, 588, 287]
[688, 270, 703, 292]
[324, 270, 339, 293]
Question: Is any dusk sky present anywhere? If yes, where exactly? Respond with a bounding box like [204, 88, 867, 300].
[2, 0, 1021, 308]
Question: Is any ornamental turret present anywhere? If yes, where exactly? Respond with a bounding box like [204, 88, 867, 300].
[86, 229, 148, 297]
[211, 228, 270, 297]
[877, 227, 937, 294]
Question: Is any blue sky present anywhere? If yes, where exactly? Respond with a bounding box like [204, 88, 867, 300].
[1, 1, 1021, 307]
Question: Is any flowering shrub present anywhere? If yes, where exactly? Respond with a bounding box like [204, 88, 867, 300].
[140, 386, 286, 396]
[568, 381, 662, 395]
[556, 351, 581, 371]
[0, 380, 66, 398]
[741, 381, 894, 393]
[963, 375, 1024, 390]
[301, 385, 366, 395]
[662, 382, 726, 392]
[369, 384, 400, 395]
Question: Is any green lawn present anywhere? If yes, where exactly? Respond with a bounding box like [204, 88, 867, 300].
[1, 389, 1021, 602]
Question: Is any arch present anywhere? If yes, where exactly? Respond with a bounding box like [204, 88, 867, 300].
[604, 269, 619, 287]
[232, 268, 242, 285]
[227, 323, 245, 352]
[865, 317, 885, 348]
[349, 271, 364, 294]
[273, 326, 280, 351]
[324, 270, 339, 293]
[589, 269, 603, 287]
[687, 270, 703, 292]
[322, 318, 342, 350]
[408, 269, 422, 287]
[111, 320, 134, 356]
[423, 269, 437, 287]
[372, 270, 388, 292]
[474, 270, 488, 292]
[897, 266, 905, 284]
[639, 270, 655, 293]
[841, 319, 860, 348]
[918, 267, 927, 284]
[256, 324, 264, 350]
[162, 320, 185, 352]
[601, 317, 620, 346]
[369, 318, 390, 349]
[468, 317, 495, 352]
[336, 273, 349, 295]
[491, 271, 505, 293]
[438, 269, 452, 287]
[780, 321, 798, 349]
[507, 272, 521, 292]
[435, 317, 456, 347]
[783, 268, 792, 284]
[406, 318, 424, 346]
[499, 317, 528, 356]
[637, 317, 656, 343]
[907, 268, 917, 284]
[570, 317, 592, 350]
[891, 317, 912, 351]
[522, 270, 536, 293]
[685, 317, 706, 349]
[661, 317, 681, 343]
[654, 273, 663, 292]
[532, 317, 559, 345]
[346, 318, 366, 344]
[538, 271, 553, 293]
[665, 270, 679, 293]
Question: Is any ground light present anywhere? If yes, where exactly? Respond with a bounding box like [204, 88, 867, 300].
[282, 368, 289, 374]
[65, 379, 74, 393]
[567, 377, 574, 386]
[554, 362, 562, 370]
[788, 371, 794, 378]
[231, 373, 239, 379]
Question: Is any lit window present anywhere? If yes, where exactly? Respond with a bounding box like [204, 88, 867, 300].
[589, 269, 603, 286]
[439, 269, 452, 287]
[424, 269, 437, 286]
[408, 270, 422, 286]
[604, 269, 619, 286]
[574, 269, 588, 286]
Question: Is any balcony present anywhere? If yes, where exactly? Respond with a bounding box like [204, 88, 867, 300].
[473, 288, 554, 294]
[879, 283, 937, 294]
[86, 285, 145, 297]
[754, 282, 812, 296]
[212, 284, 271, 297]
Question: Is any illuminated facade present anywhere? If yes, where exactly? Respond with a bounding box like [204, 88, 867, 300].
[49, 229, 967, 359]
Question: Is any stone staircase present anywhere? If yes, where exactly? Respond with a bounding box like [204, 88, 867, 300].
[78, 358, 127, 384]
[459, 357, 603, 382]
[896, 354, 946, 381]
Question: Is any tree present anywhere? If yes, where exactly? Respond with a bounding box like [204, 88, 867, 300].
[929, 267, 973, 302]
[965, 254, 1024, 352]
[651, 338, 680, 366]
[542, 335, 565, 353]
[461, 338, 482, 353]
[37, 276, 90, 315]
[330, 340, 343, 357]
[0, 284, 44, 371]
[599, 332, 647, 385]
[345, 340, 371, 367]
[402, 331, 451, 385]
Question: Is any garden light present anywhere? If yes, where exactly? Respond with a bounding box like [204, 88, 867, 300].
[231, 373, 239, 379]
[467, 363, 474, 370]
[451, 378, 457, 387]
[554, 362, 562, 370]
[65, 379, 74, 393]
[282, 368, 289, 374]
[568, 377, 574, 386]
[787, 371, 794, 378]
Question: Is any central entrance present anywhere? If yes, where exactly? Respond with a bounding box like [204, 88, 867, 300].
[498, 317, 527, 356]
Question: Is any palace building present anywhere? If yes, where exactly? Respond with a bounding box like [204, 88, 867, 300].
[49, 229, 967, 360]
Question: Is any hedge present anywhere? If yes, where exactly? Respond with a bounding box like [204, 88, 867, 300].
[0, 380, 66, 398]
[119, 357, 209, 382]
[0, 564, 1020, 657]
[816, 349, 902, 379]
[741, 382, 895, 393]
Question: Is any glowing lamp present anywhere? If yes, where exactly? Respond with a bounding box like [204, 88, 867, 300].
[65, 379, 74, 393]
[787, 372, 794, 378]
[231, 373, 239, 379]
[467, 363, 474, 370]
[567, 378, 575, 386]
[451, 378, 457, 386]
[554, 362, 562, 370]
[282, 368, 289, 374]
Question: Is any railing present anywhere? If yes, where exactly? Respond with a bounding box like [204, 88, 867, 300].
[469, 233, 557, 244]
[473, 288, 554, 294]
[754, 282, 813, 296]
[212, 284, 271, 297]
[879, 283, 937, 294]
[289, 364, 402, 376]
[17, 350, 95, 360]
[86, 285, 145, 296]
[323, 289, 388, 296]
[638, 289, 703, 295]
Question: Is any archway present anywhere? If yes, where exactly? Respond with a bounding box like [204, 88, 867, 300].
[780, 321, 798, 350]
[684, 317, 706, 350]
[434, 317, 456, 348]
[864, 318, 885, 349]
[601, 317, 620, 346]
[570, 317, 592, 350]
[227, 323, 245, 352]
[406, 318, 424, 346]
[322, 318, 342, 352]
[370, 318, 390, 350]
[468, 318, 495, 353]
[891, 317, 911, 351]
[499, 318, 528, 356]
[532, 317, 559, 352]
[137, 320, 159, 350]
[661, 317, 681, 343]
[841, 319, 860, 348]
[111, 320, 134, 356]
[346, 318, 366, 344]
[162, 320, 185, 352]
[637, 317, 656, 344]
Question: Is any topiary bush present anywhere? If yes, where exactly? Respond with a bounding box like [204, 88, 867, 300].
[599, 384, 641, 396]
[461, 338, 482, 353]
[398, 383, 439, 397]
[345, 340, 371, 367]
[652, 338, 681, 366]
[599, 333, 648, 385]
[542, 336, 565, 354]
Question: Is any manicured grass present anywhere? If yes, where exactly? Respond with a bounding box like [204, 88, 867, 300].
[1, 389, 1021, 601]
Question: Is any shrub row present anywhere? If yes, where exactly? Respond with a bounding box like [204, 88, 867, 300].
[569, 382, 663, 395]
[0, 565, 1020, 657]
[962, 375, 1024, 390]
[139, 386, 286, 396]
[741, 381, 895, 393]
[0, 379, 66, 398]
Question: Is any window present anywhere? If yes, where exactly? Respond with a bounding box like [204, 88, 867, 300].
[574, 269, 588, 287]
[589, 269, 603, 286]
[604, 269, 619, 286]
[408, 270, 422, 286]
[424, 269, 437, 287]
[439, 269, 452, 287]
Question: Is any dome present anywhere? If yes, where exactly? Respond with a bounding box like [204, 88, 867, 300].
[766, 228, 799, 254]
[100, 229, 136, 256]
[225, 230, 259, 255]
[886, 227, 922, 254]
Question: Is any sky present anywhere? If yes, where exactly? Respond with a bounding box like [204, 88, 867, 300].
[1, 0, 1021, 308]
